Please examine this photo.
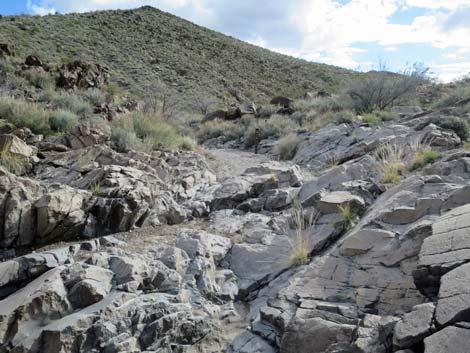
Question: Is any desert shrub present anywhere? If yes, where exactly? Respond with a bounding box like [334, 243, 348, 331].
[347, 66, 427, 113]
[434, 85, 470, 109]
[0, 97, 50, 134]
[197, 120, 244, 142]
[377, 110, 395, 121]
[275, 133, 302, 160]
[381, 162, 406, 184]
[83, 88, 107, 106]
[49, 110, 79, 133]
[332, 110, 356, 124]
[296, 96, 351, 114]
[131, 112, 181, 149]
[417, 116, 469, 141]
[178, 136, 197, 151]
[244, 115, 298, 147]
[257, 104, 279, 119]
[44, 91, 94, 118]
[23, 70, 54, 89]
[409, 149, 440, 171]
[110, 120, 151, 153]
[362, 113, 381, 125]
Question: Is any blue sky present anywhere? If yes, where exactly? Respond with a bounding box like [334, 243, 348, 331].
[3, 1, 470, 82]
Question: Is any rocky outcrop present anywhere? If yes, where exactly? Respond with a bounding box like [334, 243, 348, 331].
[57, 60, 110, 89]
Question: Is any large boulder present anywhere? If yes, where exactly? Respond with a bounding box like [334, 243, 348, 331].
[0, 134, 34, 158]
[424, 326, 470, 353]
[393, 303, 435, 349]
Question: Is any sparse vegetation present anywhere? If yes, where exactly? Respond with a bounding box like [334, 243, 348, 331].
[416, 116, 469, 141]
[288, 198, 315, 267]
[374, 143, 407, 184]
[275, 133, 302, 160]
[49, 110, 79, 133]
[409, 149, 440, 171]
[338, 204, 359, 228]
[362, 113, 381, 125]
[0, 96, 51, 135]
[89, 181, 103, 196]
[346, 65, 428, 113]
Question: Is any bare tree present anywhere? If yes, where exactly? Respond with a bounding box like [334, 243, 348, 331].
[143, 81, 180, 118]
[191, 96, 217, 115]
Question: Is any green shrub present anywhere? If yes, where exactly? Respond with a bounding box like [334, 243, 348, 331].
[332, 110, 356, 124]
[197, 120, 244, 142]
[178, 136, 197, 151]
[377, 110, 395, 121]
[111, 123, 151, 153]
[244, 115, 298, 147]
[44, 91, 94, 118]
[132, 112, 181, 149]
[409, 149, 440, 171]
[49, 110, 79, 133]
[0, 97, 50, 134]
[83, 88, 107, 106]
[362, 113, 381, 125]
[275, 133, 302, 160]
[23, 70, 54, 89]
[434, 85, 470, 108]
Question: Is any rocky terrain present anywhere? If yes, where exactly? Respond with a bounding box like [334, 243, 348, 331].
[1, 5, 470, 353]
[1, 97, 470, 353]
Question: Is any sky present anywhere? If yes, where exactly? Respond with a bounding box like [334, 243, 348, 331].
[2, 1, 470, 82]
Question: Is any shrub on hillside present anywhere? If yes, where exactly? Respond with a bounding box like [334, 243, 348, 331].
[346, 66, 427, 113]
[244, 115, 298, 147]
[275, 133, 302, 160]
[197, 120, 245, 142]
[0, 97, 50, 134]
[434, 85, 470, 109]
[133, 112, 181, 149]
[40, 91, 94, 118]
[49, 110, 79, 133]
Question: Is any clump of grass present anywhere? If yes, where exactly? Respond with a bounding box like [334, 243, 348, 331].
[377, 110, 395, 121]
[83, 88, 107, 106]
[40, 91, 94, 118]
[288, 198, 315, 267]
[89, 181, 103, 196]
[409, 149, 440, 171]
[338, 204, 359, 229]
[362, 113, 381, 125]
[375, 143, 407, 184]
[0, 144, 29, 175]
[132, 112, 181, 149]
[178, 136, 197, 151]
[275, 133, 301, 160]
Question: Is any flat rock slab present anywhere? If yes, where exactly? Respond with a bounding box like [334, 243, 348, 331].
[435, 262, 470, 326]
[393, 303, 435, 349]
[424, 326, 470, 353]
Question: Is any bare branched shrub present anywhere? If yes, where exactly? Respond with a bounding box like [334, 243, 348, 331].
[347, 65, 429, 113]
[143, 81, 180, 119]
[191, 96, 217, 115]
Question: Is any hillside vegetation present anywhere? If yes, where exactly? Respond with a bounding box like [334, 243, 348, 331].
[0, 6, 358, 102]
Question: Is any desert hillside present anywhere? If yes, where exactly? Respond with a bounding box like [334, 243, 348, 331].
[0, 6, 357, 101]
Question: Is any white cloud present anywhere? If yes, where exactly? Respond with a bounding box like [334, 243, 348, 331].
[404, 0, 470, 10]
[431, 61, 470, 82]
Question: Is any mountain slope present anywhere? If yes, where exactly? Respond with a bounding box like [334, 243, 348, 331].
[0, 6, 358, 101]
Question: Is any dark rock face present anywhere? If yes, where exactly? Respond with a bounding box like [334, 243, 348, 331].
[57, 60, 110, 89]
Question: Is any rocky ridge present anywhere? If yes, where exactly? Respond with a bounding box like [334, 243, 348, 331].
[1, 106, 470, 352]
